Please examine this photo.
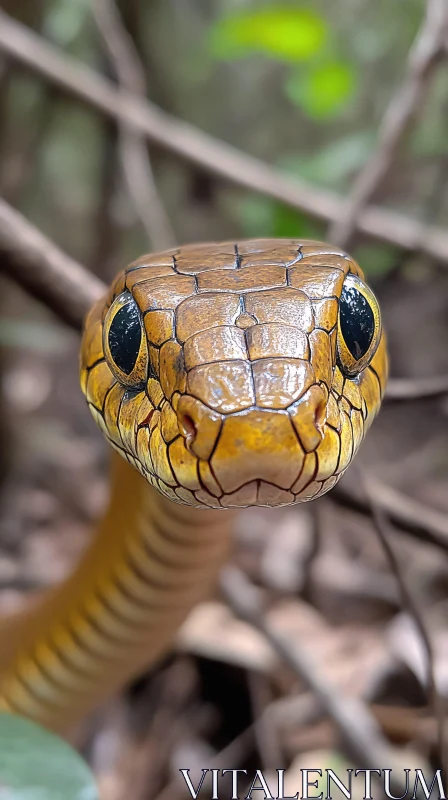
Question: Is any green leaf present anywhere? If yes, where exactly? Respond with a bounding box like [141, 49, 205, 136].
[0, 713, 97, 800]
[272, 204, 324, 239]
[286, 60, 357, 119]
[208, 6, 327, 62]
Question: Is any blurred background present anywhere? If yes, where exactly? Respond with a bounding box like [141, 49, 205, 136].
[0, 0, 448, 797]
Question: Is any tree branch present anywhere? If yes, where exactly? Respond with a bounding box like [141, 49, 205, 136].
[0, 198, 104, 331]
[2, 11, 448, 264]
[92, 0, 174, 251]
[360, 469, 446, 775]
[329, 0, 448, 248]
[220, 565, 411, 790]
[332, 476, 448, 553]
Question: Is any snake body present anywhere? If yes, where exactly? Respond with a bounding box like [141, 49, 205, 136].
[0, 239, 387, 732]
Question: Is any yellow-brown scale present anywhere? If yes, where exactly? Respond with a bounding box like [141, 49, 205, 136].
[0, 239, 387, 733]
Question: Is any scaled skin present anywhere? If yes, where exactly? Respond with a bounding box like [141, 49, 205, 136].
[81, 238, 388, 508]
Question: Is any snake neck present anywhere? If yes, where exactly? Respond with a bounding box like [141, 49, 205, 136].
[0, 452, 233, 733]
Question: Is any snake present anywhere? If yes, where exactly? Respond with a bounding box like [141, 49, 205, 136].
[0, 238, 387, 733]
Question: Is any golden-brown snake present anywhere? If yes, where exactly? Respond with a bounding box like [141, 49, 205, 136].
[0, 239, 387, 733]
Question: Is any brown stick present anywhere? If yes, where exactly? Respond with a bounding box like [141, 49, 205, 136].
[332, 477, 448, 553]
[2, 11, 448, 264]
[220, 565, 412, 789]
[0, 199, 104, 331]
[360, 470, 446, 775]
[92, 0, 174, 251]
[329, 0, 448, 248]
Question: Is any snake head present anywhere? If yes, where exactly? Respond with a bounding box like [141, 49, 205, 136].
[80, 239, 387, 508]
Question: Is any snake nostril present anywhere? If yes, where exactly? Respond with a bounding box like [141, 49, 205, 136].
[314, 399, 327, 433]
[178, 412, 197, 442]
[176, 395, 222, 461]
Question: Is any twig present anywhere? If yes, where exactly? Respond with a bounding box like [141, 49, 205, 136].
[329, 0, 448, 249]
[2, 13, 448, 264]
[330, 0, 448, 247]
[360, 469, 446, 775]
[92, 0, 174, 251]
[220, 565, 411, 791]
[332, 477, 448, 553]
[0, 198, 104, 330]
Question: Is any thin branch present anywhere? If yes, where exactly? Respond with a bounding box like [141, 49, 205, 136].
[220, 565, 411, 791]
[360, 469, 446, 775]
[92, 0, 174, 251]
[2, 13, 448, 265]
[329, 0, 448, 248]
[332, 476, 448, 553]
[0, 198, 104, 330]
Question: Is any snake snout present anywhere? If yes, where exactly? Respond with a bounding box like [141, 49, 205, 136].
[208, 405, 322, 502]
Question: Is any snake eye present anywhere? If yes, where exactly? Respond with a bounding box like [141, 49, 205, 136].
[103, 292, 148, 388]
[337, 274, 381, 378]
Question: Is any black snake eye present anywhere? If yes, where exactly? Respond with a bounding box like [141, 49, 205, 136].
[339, 284, 374, 360]
[104, 292, 148, 387]
[337, 274, 381, 378]
[109, 299, 141, 375]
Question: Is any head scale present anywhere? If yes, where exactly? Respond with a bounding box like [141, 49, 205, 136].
[80, 239, 388, 508]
